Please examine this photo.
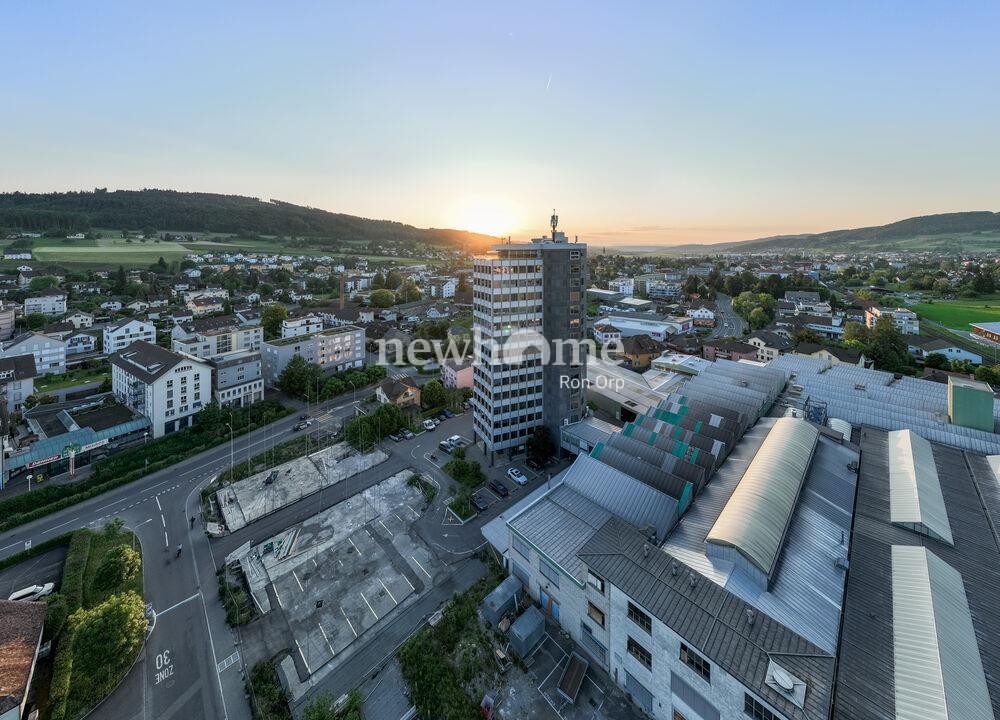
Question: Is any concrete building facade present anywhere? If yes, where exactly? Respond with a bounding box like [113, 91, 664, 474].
[260, 325, 365, 386]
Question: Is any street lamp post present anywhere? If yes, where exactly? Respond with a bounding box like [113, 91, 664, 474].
[224, 422, 235, 477]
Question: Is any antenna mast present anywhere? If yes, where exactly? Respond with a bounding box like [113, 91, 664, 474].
[550, 209, 558, 240]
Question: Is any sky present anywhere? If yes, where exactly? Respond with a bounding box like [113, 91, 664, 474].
[2, 1, 998, 245]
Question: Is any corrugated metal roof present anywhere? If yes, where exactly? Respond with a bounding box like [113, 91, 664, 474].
[891, 545, 994, 720]
[706, 418, 820, 578]
[888, 430, 954, 545]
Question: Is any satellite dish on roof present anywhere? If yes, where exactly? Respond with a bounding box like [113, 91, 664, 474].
[772, 666, 795, 693]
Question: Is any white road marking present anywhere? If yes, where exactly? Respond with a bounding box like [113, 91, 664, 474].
[40, 517, 79, 535]
[275, 590, 284, 609]
[349, 537, 361, 555]
[402, 574, 415, 591]
[292, 570, 304, 593]
[311, 558, 318, 568]
[318, 624, 335, 655]
[378, 578, 397, 604]
[411, 555, 432, 579]
[160, 514, 166, 527]
[295, 640, 312, 673]
[217, 651, 240, 673]
[378, 519, 393, 537]
[393, 512, 403, 523]
[164, 530, 169, 546]
[157, 593, 200, 616]
[341, 607, 358, 637]
[155, 496, 162, 512]
[360, 591, 378, 619]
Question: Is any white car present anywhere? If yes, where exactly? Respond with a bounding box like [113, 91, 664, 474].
[8, 583, 54, 602]
[506, 468, 528, 485]
[447, 435, 463, 447]
[422, 419, 436, 431]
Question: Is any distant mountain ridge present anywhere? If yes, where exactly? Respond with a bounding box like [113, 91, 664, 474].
[0, 189, 498, 250]
[657, 211, 1000, 254]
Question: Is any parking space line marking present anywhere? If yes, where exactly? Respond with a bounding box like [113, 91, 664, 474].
[402, 574, 415, 591]
[157, 592, 200, 616]
[312, 558, 318, 568]
[378, 578, 397, 604]
[275, 590, 284, 609]
[340, 607, 358, 637]
[378, 519, 393, 537]
[318, 624, 335, 656]
[217, 651, 240, 673]
[360, 592, 378, 619]
[349, 537, 361, 556]
[295, 640, 312, 674]
[407, 506, 419, 519]
[292, 570, 304, 593]
[411, 555, 432, 579]
[393, 512, 403, 523]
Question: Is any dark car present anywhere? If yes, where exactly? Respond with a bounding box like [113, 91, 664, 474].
[389, 432, 403, 442]
[299, 413, 309, 420]
[471, 494, 490, 513]
[525, 458, 543, 471]
[488, 479, 509, 498]
[435, 412, 447, 422]
[442, 409, 455, 418]
[293, 420, 311, 431]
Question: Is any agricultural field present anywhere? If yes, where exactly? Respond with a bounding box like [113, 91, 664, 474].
[912, 297, 1000, 330]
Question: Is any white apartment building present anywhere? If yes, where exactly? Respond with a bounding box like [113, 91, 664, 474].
[0, 354, 36, 412]
[607, 277, 635, 296]
[171, 317, 263, 359]
[24, 291, 67, 316]
[260, 325, 365, 386]
[1, 332, 66, 375]
[103, 318, 156, 355]
[864, 306, 920, 335]
[65, 311, 95, 329]
[426, 276, 458, 298]
[280, 314, 323, 339]
[472, 219, 587, 460]
[111, 341, 211, 437]
[0, 304, 15, 341]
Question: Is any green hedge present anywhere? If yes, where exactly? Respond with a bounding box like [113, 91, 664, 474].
[47, 635, 75, 720]
[0, 400, 291, 532]
[248, 660, 292, 720]
[60, 530, 93, 612]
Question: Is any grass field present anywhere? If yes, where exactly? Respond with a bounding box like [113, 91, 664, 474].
[912, 298, 1000, 330]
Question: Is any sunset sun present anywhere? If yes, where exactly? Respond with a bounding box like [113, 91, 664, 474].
[451, 198, 520, 237]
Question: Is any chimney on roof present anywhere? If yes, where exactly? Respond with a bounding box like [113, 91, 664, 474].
[670, 562, 678, 577]
[642, 543, 649, 559]
[688, 572, 697, 588]
[745, 608, 755, 626]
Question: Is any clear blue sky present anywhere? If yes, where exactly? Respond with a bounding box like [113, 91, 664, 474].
[2, 1, 998, 245]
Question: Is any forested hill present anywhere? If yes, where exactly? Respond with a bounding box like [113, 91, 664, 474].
[0, 189, 497, 249]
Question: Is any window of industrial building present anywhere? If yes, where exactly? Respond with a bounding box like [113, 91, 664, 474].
[586, 571, 605, 593]
[744, 694, 779, 720]
[627, 602, 652, 634]
[627, 636, 652, 670]
[511, 535, 531, 561]
[587, 602, 605, 628]
[511, 560, 530, 587]
[680, 643, 711, 683]
[539, 559, 561, 589]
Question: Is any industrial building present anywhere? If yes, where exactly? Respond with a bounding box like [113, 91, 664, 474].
[486, 351, 1000, 720]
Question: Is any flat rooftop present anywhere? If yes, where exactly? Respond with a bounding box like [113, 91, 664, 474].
[264, 324, 360, 347]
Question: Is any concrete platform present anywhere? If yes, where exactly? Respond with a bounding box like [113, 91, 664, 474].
[217, 442, 388, 531]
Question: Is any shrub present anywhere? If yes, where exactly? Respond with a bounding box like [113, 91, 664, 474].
[248, 660, 292, 720]
[93, 545, 142, 593]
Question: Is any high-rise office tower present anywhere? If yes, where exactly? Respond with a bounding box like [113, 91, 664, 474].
[472, 213, 587, 461]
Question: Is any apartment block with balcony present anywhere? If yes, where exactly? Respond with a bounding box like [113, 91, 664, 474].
[208, 350, 264, 407]
[260, 325, 365, 386]
[103, 318, 156, 355]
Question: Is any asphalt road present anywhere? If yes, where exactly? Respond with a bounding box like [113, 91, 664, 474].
[0, 391, 373, 720]
[708, 292, 747, 339]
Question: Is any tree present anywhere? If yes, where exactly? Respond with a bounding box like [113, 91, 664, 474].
[527, 427, 554, 465]
[748, 307, 770, 330]
[370, 289, 395, 308]
[397, 281, 422, 303]
[69, 592, 147, 694]
[867, 315, 909, 372]
[112, 265, 127, 295]
[261, 304, 288, 339]
[278, 355, 323, 400]
[28, 275, 59, 290]
[421, 379, 446, 409]
[791, 327, 822, 345]
[385, 270, 403, 290]
[923, 352, 948, 369]
[94, 545, 142, 592]
[25, 313, 46, 330]
[842, 321, 871, 348]
[371, 271, 386, 289]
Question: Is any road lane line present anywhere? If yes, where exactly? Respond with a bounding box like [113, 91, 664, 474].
[378, 578, 397, 604]
[163, 530, 169, 546]
[360, 592, 378, 619]
[157, 592, 201, 616]
[155, 496, 162, 511]
[411, 555, 432, 579]
[340, 607, 358, 637]
[349, 537, 361, 556]
[160, 514, 166, 527]
[40, 517, 79, 535]
[292, 570, 304, 593]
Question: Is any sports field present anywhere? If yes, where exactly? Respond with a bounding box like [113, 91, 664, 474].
[912, 298, 1000, 330]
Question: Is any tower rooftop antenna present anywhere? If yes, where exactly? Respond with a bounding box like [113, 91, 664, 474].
[550, 209, 558, 240]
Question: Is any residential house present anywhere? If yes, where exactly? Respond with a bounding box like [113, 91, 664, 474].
[104, 318, 157, 355]
[110, 341, 211, 437]
[425, 276, 458, 298]
[24, 290, 67, 316]
[64, 310, 95, 329]
[0, 304, 14, 341]
[66, 330, 98, 356]
[685, 302, 716, 326]
[171, 316, 263, 360]
[793, 342, 866, 366]
[702, 338, 759, 362]
[864, 306, 920, 334]
[1, 332, 66, 375]
[376, 375, 420, 408]
[616, 334, 667, 370]
[320, 307, 376, 327]
[607, 277, 635, 296]
[280, 314, 323, 339]
[126, 300, 149, 313]
[904, 335, 982, 365]
[441, 358, 474, 389]
[593, 323, 622, 345]
[187, 295, 226, 317]
[0, 354, 36, 412]
[100, 300, 123, 312]
[746, 331, 794, 362]
[0, 599, 47, 720]
[206, 350, 264, 407]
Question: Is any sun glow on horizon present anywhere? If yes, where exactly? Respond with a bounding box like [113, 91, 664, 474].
[450, 197, 522, 237]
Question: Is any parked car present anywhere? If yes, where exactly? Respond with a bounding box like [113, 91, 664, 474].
[438, 440, 453, 453]
[525, 458, 543, 471]
[422, 419, 436, 431]
[299, 413, 310, 420]
[447, 434, 463, 447]
[488, 479, 510, 498]
[389, 432, 403, 442]
[8, 583, 54, 602]
[293, 421, 311, 431]
[435, 412, 447, 422]
[471, 494, 490, 513]
[506, 468, 528, 485]
[402, 429, 415, 440]
[442, 409, 455, 418]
